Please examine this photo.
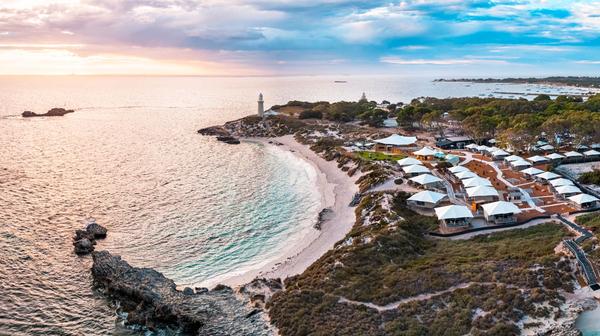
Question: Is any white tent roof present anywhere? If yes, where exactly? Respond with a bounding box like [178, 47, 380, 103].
[488, 139, 497, 144]
[527, 155, 549, 163]
[537, 171, 560, 180]
[568, 193, 599, 205]
[504, 155, 522, 162]
[434, 205, 473, 220]
[550, 178, 574, 187]
[373, 134, 417, 146]
[466, 186, 499, 198]
[564, 151, 583, 157]
[481, 201, 522, 216]
[449, 166, 470, 174]
[402, 164, 430, 174]
[539, 144, 554, 151]
[555, 185, 581, 194]
[413, 147, 437, 156]
[488, 146, 500, 152]
[397, 157, 422, 166]
[476, 145, 489, 151]
[410, 174, 443, 185]
[521, 167, 543, 175]
[546, 153, 565, 160]
[462, 177, 492, 188]
[455, 171, 478, 180]
[510, 160, 532, 167]
[407, 190, 447, 204]
[492, 149, 509, 157]
[465, 143, 478, 149]
[584, 150, 600, 156]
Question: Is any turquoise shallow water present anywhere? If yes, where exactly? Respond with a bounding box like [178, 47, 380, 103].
[0, 76, 596, 335]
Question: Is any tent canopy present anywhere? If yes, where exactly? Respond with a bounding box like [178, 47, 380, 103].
[511, 160, 532, 167]
[537, 171, 560, 180]
[481, 201, 522, 216]
[410, 174, 443, 185]
[435, 205, 473, 220]
[521, 167, 543, 175]
[449, 166, 470, 174]
[550, 178, 574, 187]
[374, 134, 417, 146]
[462, 177, 492, 188]
[568, 193, 599, 205]
[413, 147, 438, 156]
[527, 155, 549, 163]
[546, 153, 565, 160]
[466, 186, 499, 198]
[402, 164, 430, 174]
[564, 151, 583, 157]
[455, 171, 478, 180]
[407, 190, 447, 204]
[504, 155, 522, 162]
[555, 185, 581, 194]
[584, 150, 600, 156]
[397, 157, 422, 166]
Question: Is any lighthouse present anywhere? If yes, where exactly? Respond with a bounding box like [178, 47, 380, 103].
[258, 93, 264, 117]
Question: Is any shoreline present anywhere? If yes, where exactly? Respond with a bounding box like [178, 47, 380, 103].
[201, 134, 358, 288]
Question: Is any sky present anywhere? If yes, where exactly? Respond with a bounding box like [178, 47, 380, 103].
[1, 0, 600, 76]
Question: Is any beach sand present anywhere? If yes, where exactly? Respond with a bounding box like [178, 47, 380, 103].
[213, 134, 359, 287]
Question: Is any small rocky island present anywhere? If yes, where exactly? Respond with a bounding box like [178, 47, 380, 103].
[22, 108, 75, 118]
[91, 251, 272, 335]
[73, 222, 108, 255]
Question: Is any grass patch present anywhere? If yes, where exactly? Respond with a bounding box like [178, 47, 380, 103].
[355, 151, 406, 162]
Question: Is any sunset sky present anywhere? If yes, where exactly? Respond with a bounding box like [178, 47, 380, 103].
[2, 0, 600, 76]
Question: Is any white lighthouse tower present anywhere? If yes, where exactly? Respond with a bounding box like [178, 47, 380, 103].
[258, 93, 264, 117]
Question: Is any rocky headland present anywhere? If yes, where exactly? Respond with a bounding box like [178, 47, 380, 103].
[22, 108, 75, 118]
[73, 222, 108, 255]
[91, 251, 272, 335]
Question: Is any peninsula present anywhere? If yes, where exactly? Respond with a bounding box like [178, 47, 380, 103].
[436, 76, 600, 88]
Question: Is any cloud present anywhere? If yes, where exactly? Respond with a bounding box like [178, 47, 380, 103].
[380, 57, 509, 65]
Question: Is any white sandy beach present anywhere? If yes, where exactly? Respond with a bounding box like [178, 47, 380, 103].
[210, 134, 359, 287]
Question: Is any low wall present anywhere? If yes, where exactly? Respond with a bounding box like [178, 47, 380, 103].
[428, 215, 553, 238]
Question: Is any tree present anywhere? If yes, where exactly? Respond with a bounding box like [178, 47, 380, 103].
[359, 108, 388, 127]
[534, 94, 551, 101]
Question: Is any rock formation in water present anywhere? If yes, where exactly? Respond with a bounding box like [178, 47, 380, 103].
[73, 222, 108, 255]
[91, 251, 272, 335]
[22, 108, 75, 118]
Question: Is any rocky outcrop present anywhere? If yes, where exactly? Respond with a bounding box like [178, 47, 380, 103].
[239, 278, 283, 309]
[91, 251, 272, 335]
[216, 136, 241, 145]
[22, 108, 75, 118]
[73, 222, 108, 255]
[197, 115, 307, 141]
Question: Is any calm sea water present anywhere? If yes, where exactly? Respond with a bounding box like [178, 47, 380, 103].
[0, 76, 594, 335]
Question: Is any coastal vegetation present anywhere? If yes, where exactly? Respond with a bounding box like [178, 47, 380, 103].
[436, 76, 600, 88]
[273, 100, 390, 127]
[578, 170, 600, 186]
[269, 191, 575, 335]
[355, 151, 405, 162]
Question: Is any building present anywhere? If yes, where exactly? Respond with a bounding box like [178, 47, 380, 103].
[527, 155, 550, 165]
[373, 134, 418, 153]
[491, 149, 510, 160]
[435, 205, 473, 227]
[546, 153, 565, 162]
[448, 166, 470, 174]
[409, 174, 444, 190]
[555, 185, 582, 198]
[407, 191, 448, 209]
[465, 143, 478, 151]
[258, 93, 264, 117]
[402, 164, 431, 177]
[536, 171, 560, 182]
[584, 150, 600, 160]
[564, 151, 584, 163]
[397, 157, 422, 167]
[568, 194, 600, 209]
[481, 201, 521, 225]
[462, 177, 492, 188]
[436, 136, 474, 149]
[510, 159, 532, 170]
[454, 171, 478, 180]
[504, 155, 523, 164]
[413, 146, 438, 160]
[466, 186, 500, 203]
[550, 178, 574, 188]
[520, 167, 543, 178]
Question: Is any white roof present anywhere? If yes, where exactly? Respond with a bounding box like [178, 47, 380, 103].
[462, 177, 492, 188]
[564, 151, 583, 157]
[374, 134, 417, 146]
[527, 155, 549, 163]
[555, 185, 581, 194]
[413, 147, 437, 156]
[510, 160, 532, 167]
[488, 146, 500, 152]
[481, 201, 522, 216]
[466, 186, 499, 198]
[545, 153, 565, 160]
[407, 190, 447, 204]
[465, 143, 478, 149]
[492, 149, 509, 157]
[434, 205, 473, 220]
[550, 178, 574, 187]
[409, 174, 443, 185]
[476, 145, 489, 151]
[504, 155, 522, 162]
[521, 167, 543, 175]
[539, 144, 554, 151]
[402, 164, 430, 174]
[568, 193, 599, 205]
[488, 139, 497, 143]
[455, 171, 478, 180]
[537, 171, 560, 180]
[584, 150, 600, 156]
[397, 157, 422, 166]
[449, 166, 470, 174]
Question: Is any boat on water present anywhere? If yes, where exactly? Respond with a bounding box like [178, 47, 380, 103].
[334, 80, 347, 83]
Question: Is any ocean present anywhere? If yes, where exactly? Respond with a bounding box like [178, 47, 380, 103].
[0, 75, 595, 335]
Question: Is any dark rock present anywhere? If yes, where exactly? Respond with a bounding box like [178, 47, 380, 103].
[74, 229, 94, 241]
[86, 223, 107, 239]
[183, 287, 194, 295]
[22, 108, 74, 118]
[91, 251, 271, 335]
[74, 238, 95, 255]
[251, 294, 266, 303]
[245, 309, 261, 318]
[197, 126, 230, 137]
[195, 287, 209, 294]
[216, 136, 241, 145]
[212, 284, 233, 293]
